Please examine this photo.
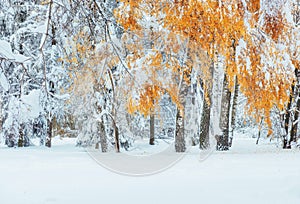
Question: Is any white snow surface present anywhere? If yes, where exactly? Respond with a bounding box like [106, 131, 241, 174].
[0, 134, 299, 204]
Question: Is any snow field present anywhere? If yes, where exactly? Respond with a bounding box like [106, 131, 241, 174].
[0, 136, 299, 204]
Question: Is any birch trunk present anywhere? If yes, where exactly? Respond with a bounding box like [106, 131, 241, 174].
[18, 123, 24, 147]
[175, 81, 189, 152]
[289, 70, 300, 147]
[217, 74, 231, 151]
[283, 86, 294, 149]
[149, 114, 155, 145]
[114, 125, 120, 152]
[199, 90, 211, 149]
[229, 77, 239, 147]
[175, 108, 186, 152]
[199, 61, 214, 150]
[99, 120, 107, 152]
[45, 118, 52, 148]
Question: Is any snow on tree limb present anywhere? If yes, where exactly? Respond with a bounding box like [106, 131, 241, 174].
[0, 40, 30, 63]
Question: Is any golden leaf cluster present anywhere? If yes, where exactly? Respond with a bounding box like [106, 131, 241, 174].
[114, 0, 297, 131]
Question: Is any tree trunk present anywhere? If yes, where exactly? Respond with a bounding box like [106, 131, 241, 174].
[45, 118, 52, 148]
[199, 60, 214, 150]
[114, 125, 120, 152]
[149, 114, 155, 145]
[175, 108, 186, 152]
[217, 74, 231, 151]
[283, 86, 294, 149]
[256, 118, 264, 145]
[175, 80, 189, 152]
[200, 90, 211, 149]
[229, 76, 239, 147]
[98, 120, 107, 152]
[290, 93, 300, 146]
[18, 123, 24, 147]
[289, 69, 300, 147]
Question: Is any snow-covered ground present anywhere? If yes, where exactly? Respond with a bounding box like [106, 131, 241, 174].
[0, 134, 299, 204]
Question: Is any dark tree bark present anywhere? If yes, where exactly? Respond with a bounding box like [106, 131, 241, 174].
[18, 123, 24, 147]
[283, 81, 295, 149]
[45, 118, 52, 148]
[229, 77, 239, 147]
[175, 108, 186, 152]
[114, 125, 120, 153]
[289, 69, 300, 147]
[98, 120, 107, 152]
[149, 114, 155, 145]
[94, 91, 107, 152]
[289, 94, 300, 146]
[175, 80, 189, 152]
[256, 118, 264, 145]
[200, 90, 211, 149]
[217, 74, 231, 151]
[199, 61, 214, 150]
[227, 39, 238, 148]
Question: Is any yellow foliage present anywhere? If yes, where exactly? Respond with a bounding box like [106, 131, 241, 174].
[128, 85, 164, 116]
[41, 0, 51, 5]
[264, 12, 286, 42]
[115, 0, 296, 131]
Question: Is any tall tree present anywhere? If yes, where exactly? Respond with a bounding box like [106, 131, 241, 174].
[229, 76, 239, 147]
[286, 0, 300, 148]
[237, 0, 297, 145]
[116, 0, 203, 152]
[0, 0, 65, 147]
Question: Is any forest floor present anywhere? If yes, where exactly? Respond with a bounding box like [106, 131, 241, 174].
[0, 132, 299, 204]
